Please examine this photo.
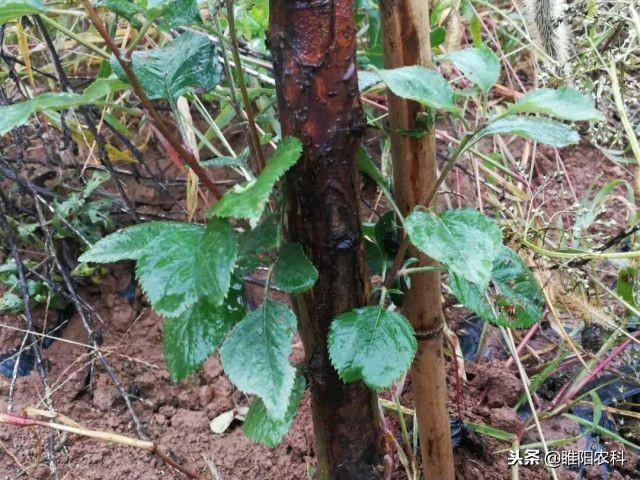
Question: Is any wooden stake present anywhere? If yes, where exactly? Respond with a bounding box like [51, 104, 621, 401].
[379, 1, 455, 478]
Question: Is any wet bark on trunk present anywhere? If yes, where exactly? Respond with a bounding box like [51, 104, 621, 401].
[267, 1, 383, 479]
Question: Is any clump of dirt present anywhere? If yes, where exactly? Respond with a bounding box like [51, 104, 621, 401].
[468, 360, 523, 408]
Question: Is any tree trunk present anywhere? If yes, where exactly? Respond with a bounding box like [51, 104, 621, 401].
[379, 1, 455, 479]
[267, 1, 383, 479]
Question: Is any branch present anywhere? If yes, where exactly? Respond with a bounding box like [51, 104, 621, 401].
[0, 411, 203, 480]
[225, 0, 265, 174]
[80, 0, 222, 199]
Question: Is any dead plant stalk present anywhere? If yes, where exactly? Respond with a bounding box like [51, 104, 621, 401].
[0, 412, 202, 480]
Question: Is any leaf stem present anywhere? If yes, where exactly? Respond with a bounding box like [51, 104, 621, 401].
[125, 19, 152, 55]
[521, 237, 640, 260]
[609, 60, 640, 163]
[397, 265, 445, 276]
[207, 4, 243, 121]
[39, 15, 109, 59]
[381, 129, 478, 290]
[0, 411, 202, 479]
[47, 8, 84, 16]
[225, 0, 266, 175]
[393, 392, 417, 478]
[423, 129, 477, 208]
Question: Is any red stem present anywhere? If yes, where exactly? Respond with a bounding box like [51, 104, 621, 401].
[445, 334, 464, 418]
[551, 330, 640, 409]
[505, 322, 540, 369]
[80, 0, 221, 200]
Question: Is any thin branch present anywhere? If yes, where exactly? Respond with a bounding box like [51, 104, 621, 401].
[0, 193, 59, 479]
[12, 176, 149, 442]
[225, 0, 266, 174]
[0, 411, 202, 479]
[80, 0, 222, 199]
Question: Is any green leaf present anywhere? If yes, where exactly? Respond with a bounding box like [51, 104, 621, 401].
[0, 292, 24, 314]
[79, 221, 195, 263]
[360, 0, 383, 67]
[573, 180, 628, 244]
[358, 70, 381, 91]
[0, 0, 45, 23]
[365, 45, 384, 69]
[0, 262, 18, 281]
[163, 281, 245, 380]
[220, 299, 297, 420]
[271, 243, 318, 294]
[448, 271, 493, 320]
[82, 171, 110, 197]
[146, 0, 202, 29]
[208, 137, 303, 221]
[364, 238, 386, 276]
[136, 219, 237, 316]
[616, 267, 637, 310]
[442, 46, 500, 93]
[405, 208, 502, 290]
[112, 31, 221, 101]
[135, 226, 204, 316]
[238, 214, 280, 257]
[487, 247, 542, 319]
[430, 27, 446, 48]
[244, 376, 306, 447]
[0, 78, 126, 135]
[375, 211, 399, 259]
[236, 214, 280, 272]
[328, 306, 416, 390]
[463, 420, 516, 442]
[477, 116, 580, 147]
[469, 12, 483, 46]
[449, 246, 544, 328]
[509, 87, 604, 122]
[376, 66, 458, 112]
[236, 213, 280, 273]
[95, 0, 143, 27]
[193, 218, 239, 304]
[515, 355, 564, 409]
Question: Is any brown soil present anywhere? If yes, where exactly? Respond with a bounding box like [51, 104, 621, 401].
[0, 269, 315, 479]
[1, 142, 638, 480]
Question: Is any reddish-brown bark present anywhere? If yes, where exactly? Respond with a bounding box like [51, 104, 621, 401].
[268, 1, 383, 478]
